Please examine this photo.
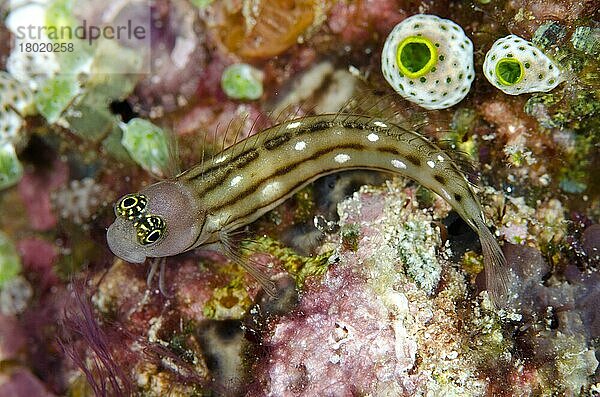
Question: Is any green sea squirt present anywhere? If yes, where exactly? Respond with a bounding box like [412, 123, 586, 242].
[106, 114, 510, 306]
[483, 35, 564, 95]
[381, 14, 475, 110]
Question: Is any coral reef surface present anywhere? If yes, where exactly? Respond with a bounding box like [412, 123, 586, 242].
[0, 0, 598, 395]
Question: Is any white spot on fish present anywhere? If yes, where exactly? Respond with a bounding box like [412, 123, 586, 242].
[427, 160, 436, 169]
[367, 133, 379, 142]
[373, 121, 388, 128]
[263, 182, 280, 196]
[294, 141, 307, 151]
[231, 175, 243, 186]
[440, 188, 452, 201]
[215, 154, 228, 164]
[391, 159, 407, 169]
[334, 154, 351, 163]
[287, 121, 302, 129]
[437, 155, 445, 162]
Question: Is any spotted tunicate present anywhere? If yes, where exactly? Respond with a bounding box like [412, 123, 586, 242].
[483, 35, 563, 95]
[381, 14, 475, 110]
[0, 72, 34, 142]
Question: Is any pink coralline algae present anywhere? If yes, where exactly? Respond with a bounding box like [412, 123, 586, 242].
[259, 262, 421, 396]
[252, 181, 491, 396]
[17, 238, 59, 291]
[0, 368, 56, 397]
[327, 0, 408, 44]
[17, 159, 68, 231]
[0, 314, 26, 362]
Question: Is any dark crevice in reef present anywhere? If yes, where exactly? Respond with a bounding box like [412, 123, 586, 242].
[109, 99, 138, 123]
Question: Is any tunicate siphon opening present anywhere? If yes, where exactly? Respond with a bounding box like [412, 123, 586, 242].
[396, 36, 437, 78]
[496, 58, 524, 86]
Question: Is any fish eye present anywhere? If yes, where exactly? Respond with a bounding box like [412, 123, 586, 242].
[116, 194, 148, 220]
[134, 215, 166, 245]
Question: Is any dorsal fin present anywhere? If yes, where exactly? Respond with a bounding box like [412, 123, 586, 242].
[188, 67, 482, 187]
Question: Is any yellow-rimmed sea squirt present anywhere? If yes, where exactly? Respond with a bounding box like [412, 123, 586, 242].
[483, 34, 564, 95]
[106, 114, 510, 306]
[381, 14, 475, 110]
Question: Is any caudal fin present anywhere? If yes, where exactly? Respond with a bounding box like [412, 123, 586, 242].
[478, 222, 510, 308]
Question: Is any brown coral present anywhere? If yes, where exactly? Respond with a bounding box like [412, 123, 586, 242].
[211, 0, 321, 59]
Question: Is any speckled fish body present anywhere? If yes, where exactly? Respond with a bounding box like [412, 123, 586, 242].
[181, 114, 481, 243]
[107, 113, 508, 304]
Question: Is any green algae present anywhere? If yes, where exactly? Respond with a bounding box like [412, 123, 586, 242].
[45, 0, 95, 74]
[221, 64, 264, 101]
[450, 108, 477, 136]
[242, 236, 331, 287]
[462, 296, 512, 368]
[340, 223, 360, 252]
[100, 124, 136, 163]
[559, 176, 587, 194]
[0, 231, 21, 288]
[461, 250, 484, 276]
[531, 22, 586, 77]
[415, 186, 435, 209]
[203, 275, 252, 320]
[66, 375, 95, 397]
[64, 54, 139, 142]
[167, 321, 200, 364]
[448, 107, 479, 160]
[120, 118, 171, 177]
[534, 332, 599, 394]
[526, 89, 600, 131]
[524, 87, 598, 196]
[35, 75, 81, 123]
[292, 186, 316, 223]
[200, 238, 328, 319]
[571, 27, 600, 57]
[190, 0, 214, 8]
[0, 143, 24, 190]
[532, 22, 567, 53]
[45, 0, 77, 39]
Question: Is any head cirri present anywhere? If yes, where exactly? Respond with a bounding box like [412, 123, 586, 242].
[107, 181, 203, 263]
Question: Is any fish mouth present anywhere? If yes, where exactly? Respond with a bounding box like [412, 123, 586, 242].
[106, 219, 147, 264]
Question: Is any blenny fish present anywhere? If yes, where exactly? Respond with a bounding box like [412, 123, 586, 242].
[107, 113, 509, 305]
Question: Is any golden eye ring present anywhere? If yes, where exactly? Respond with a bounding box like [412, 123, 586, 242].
[116, 194, 148, 220]
[134, 214, 166, 245]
